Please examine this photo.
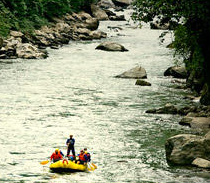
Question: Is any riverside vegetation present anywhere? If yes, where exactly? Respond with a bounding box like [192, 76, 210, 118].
[133, 0, 210, 168]
[0, 0, 128, 59]
[0, 0, 96, 37]
[1, 0, 210, 172]
[132, 0, 210, 106]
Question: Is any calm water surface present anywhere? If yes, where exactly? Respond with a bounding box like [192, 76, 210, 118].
[0, 10, 209, 183]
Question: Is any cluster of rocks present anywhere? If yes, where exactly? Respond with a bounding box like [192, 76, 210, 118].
[0, 11, 107, 59]
[165, 131, 210, 168]
[116, 65, 188, 89]
[115, 66, 147, 79]
[0, 0, 134, 60]
[0, 31, 48, 59]
[113, 66, 152, 86]
[91, 4, 126, 21]
[146, 103, 210, 117]
[159, 65, 210, 168]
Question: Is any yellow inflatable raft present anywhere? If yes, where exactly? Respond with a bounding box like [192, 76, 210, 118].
[49, 159, 87, 172]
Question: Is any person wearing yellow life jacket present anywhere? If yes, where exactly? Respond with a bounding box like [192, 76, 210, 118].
[56, 148, 64, 157]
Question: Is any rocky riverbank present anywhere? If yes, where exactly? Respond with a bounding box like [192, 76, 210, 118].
[0, 0, 132, 60]
[1, 0, 209, 171]
[147, 65, 210, 168]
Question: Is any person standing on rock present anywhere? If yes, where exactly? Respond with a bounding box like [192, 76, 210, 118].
[66, 134, 75, 157]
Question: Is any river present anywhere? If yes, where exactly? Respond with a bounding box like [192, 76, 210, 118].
[0, 10, 209, 183]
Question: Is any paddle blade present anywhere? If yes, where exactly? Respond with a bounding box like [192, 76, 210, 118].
[87, 163, 96, 171]
[40, 160, 49, 165]
[90, 165, 95, 171]
[87, 167, 91, 171]
[91, 163, 97, 169]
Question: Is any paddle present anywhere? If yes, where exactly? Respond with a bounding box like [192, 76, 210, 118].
[87, 165, 92, 171]
[40, 160, 50, 165]
[87, 162, 97, 171]
[91, 162, 97, 169]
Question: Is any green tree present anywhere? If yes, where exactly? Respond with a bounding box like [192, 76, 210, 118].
[0, 0, 97, 37]
[133, 0, 210, 105]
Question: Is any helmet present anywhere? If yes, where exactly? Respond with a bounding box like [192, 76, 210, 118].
[55, 148, 59, 152]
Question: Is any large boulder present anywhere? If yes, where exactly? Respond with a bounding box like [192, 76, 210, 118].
[165, 134, 206, 165]
[77, 11, 92, 20]
[5, 38, 22, 50]
[96, 41, 128, 52]
[16, 43, 47, 59]
[164, 66, 187, 79]
[146, 103, 178, 114]
[85, 18, 99, 30]
[90, 31, 107, 39]
[192, 158, 210, 168]
[135, 79, 151, 86]
[91, 4, 109, 20]
[179, 117, 210, 130]
[115, 66, 147, 79]
[97, 0, 115, 9]
[10, 31, 23, 38]
[112, 0, 131, 7]
[75, 28, 91, 36]
[55, 22, 71, 34]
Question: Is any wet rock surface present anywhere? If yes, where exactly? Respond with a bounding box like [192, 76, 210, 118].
[0, 9, 109, 59]
[164, 66, 187, 79]
[192, 158, 210, 168]
[165, 134, 205, 165]
[135, 79, 151, 86]
[96, 41, 128, 52]
[115, 66, 147, 79]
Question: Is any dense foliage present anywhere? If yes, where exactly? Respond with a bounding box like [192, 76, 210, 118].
[0, 0, 96, 37]
[133, 0, 210, 104]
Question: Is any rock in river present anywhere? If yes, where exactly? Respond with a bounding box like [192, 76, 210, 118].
[146, 103, 178, 114]
[91, 4, 109, 20]
[165, 131, 210, 165]
[95, 41, 128, 52]
[115, 66, 147, 79]
[179, 117, 210, 130]
[164, 66, 187, 79]
[135, 79, 151, 86]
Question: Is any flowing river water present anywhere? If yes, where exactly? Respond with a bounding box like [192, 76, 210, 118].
[0, 10, 209, 183]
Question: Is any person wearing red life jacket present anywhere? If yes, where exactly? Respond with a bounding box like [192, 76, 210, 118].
[78, 150, 88, 165]
[50, 149, 63, 162]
